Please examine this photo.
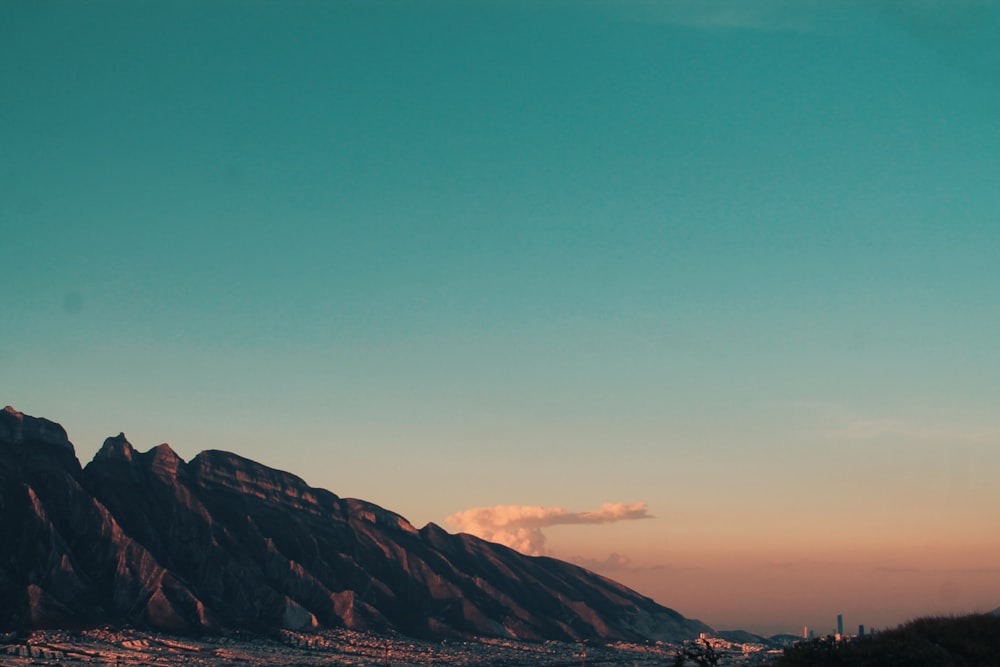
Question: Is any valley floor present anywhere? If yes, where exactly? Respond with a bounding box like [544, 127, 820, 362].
[0, 627, 782, 667]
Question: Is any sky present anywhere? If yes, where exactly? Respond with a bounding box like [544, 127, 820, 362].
[2, 0, 1000, 636]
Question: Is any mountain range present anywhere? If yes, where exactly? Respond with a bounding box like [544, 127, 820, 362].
[0, 406, 710, 642]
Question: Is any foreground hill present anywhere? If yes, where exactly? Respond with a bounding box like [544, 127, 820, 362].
[770, 614, 1000, 666]
[0, 406, 709, 642]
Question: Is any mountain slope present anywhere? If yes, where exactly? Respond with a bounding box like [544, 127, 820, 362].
[0, 406, 710, 641]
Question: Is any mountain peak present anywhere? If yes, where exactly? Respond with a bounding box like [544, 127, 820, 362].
[0, 405, 74, 454]
[145, 442, 183, 476]
[95, 433, 136, 462]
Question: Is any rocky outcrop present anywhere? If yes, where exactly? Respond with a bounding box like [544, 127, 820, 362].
[0, 407, 711, 641]
[0, 406, 77, 470]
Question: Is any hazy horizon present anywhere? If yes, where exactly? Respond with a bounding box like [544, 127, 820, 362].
[4, 0, 1000, 637]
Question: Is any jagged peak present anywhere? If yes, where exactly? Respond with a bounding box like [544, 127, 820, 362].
[145, 442, 184, 476]
[149, 442, 180, 459]
[0, 406, 74, 454]
[418, 522, 451, 547]
[95, 433, 136, 462]
[92, 438, 185, 477]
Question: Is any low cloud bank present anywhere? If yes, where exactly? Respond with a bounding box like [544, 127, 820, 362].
[570, 552, 635, 572]
[445, 502, 651, 556]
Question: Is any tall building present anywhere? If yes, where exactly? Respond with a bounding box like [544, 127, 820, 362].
[859, 624, 865, 637]
[837, 614, 843, 636]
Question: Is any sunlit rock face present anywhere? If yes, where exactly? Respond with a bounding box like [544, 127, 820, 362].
[0, 409, 200, 632]
[0, 407, 711, 641]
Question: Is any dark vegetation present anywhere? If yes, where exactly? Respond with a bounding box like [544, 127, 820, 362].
[672, 637, 720, 666]
[770, 613, 1000, 667]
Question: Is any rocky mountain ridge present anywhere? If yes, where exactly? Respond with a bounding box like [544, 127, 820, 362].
[0, 406, 710, 642]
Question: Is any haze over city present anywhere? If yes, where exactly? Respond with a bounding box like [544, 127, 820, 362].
[3, 0, 999, 637]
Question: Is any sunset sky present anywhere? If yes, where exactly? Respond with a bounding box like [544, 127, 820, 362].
[3, 0, 1000, 636]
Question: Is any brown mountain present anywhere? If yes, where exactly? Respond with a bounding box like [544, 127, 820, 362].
[0, 406, 710, 641]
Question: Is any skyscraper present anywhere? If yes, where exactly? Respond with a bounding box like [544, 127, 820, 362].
[837, 614, 844, 636]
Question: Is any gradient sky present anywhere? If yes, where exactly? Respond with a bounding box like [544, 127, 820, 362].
[3, 0, 1000, 636]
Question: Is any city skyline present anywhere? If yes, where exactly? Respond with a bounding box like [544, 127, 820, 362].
[4, 0, 1000, 636]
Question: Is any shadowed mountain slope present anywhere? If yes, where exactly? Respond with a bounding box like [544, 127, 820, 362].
[0, 407, 710, 642]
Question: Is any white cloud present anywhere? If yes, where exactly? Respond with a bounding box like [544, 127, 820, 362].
[445, 502, 652, 556]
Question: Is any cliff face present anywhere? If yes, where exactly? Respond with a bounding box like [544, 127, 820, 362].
[0, 407, 711, 641]
[0, 408, 203, 631]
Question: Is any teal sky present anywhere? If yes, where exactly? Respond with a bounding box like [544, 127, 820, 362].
[3, 1, 1000, 634]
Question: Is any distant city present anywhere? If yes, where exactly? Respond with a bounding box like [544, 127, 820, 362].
[801, 613, 870, 642]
